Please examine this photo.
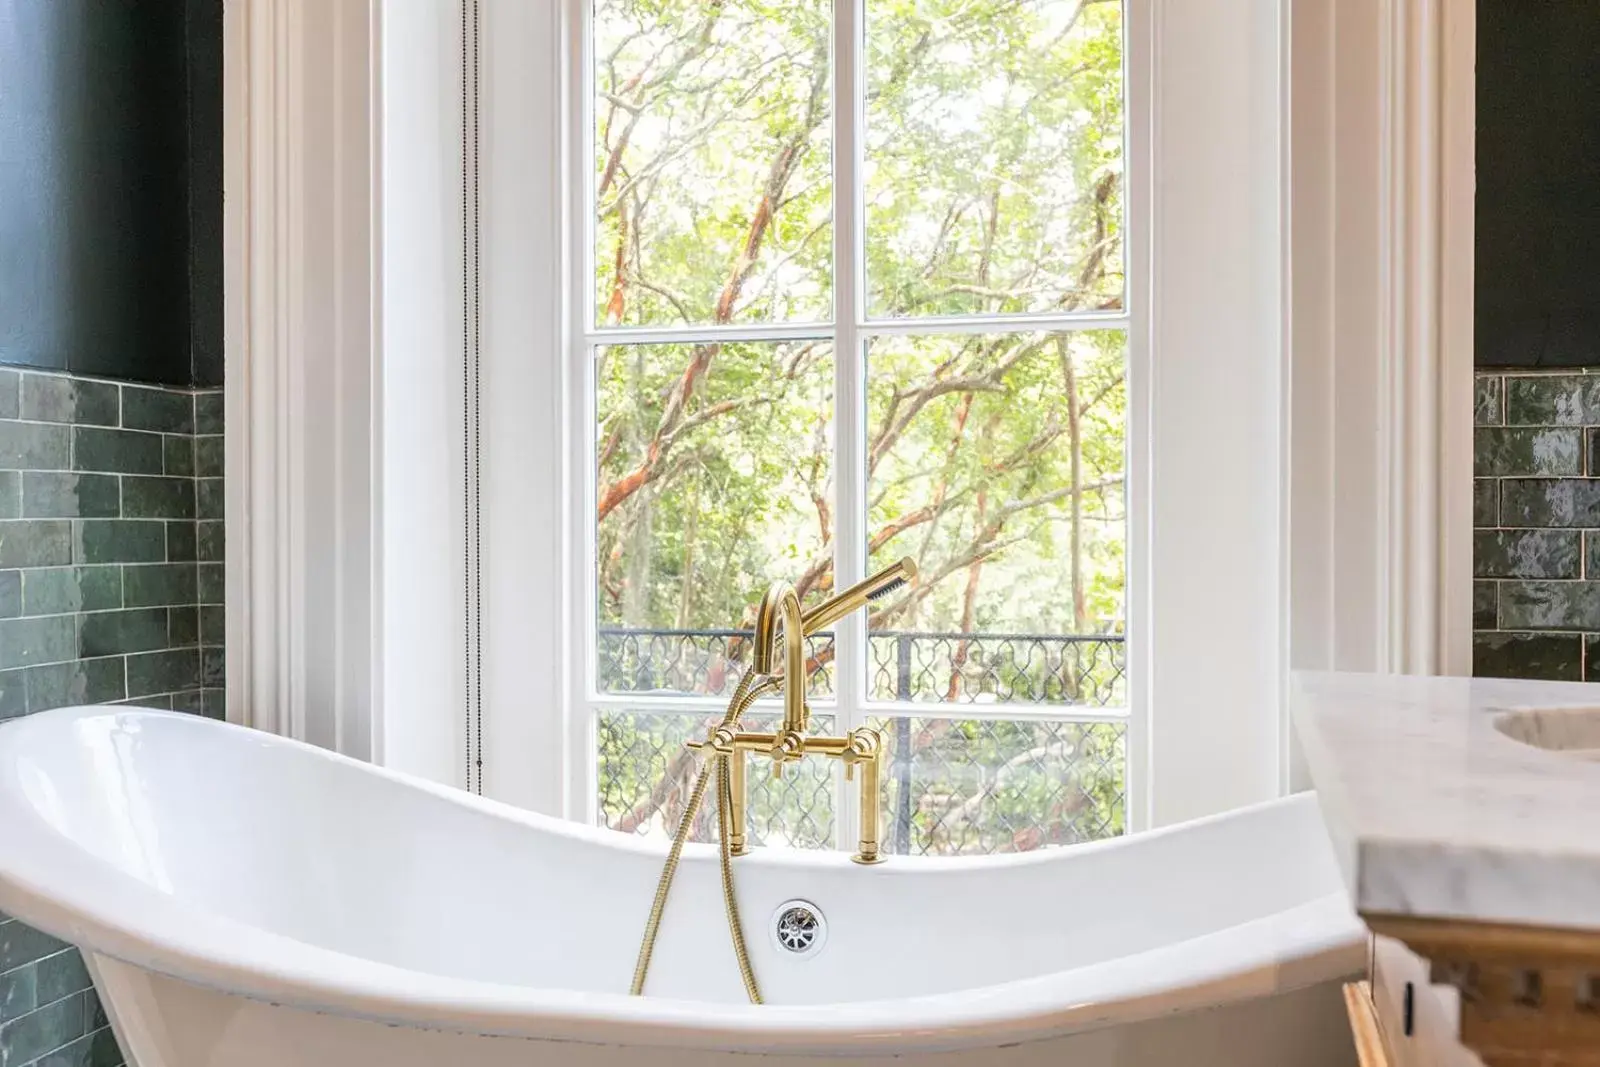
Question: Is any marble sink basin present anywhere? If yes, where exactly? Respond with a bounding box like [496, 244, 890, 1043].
[1493, 706, 1600, 761]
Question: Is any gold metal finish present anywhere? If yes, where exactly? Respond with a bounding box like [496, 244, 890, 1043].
[694, 556, 916, 865]
[630, 558, 918, 1001]
[800, 556, 917, 635]
[753, 580, 808, 744]
[691, 725, 888, 863]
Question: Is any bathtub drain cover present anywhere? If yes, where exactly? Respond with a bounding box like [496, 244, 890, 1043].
[771, 900, 826, 957]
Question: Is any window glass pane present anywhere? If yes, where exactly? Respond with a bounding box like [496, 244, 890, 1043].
[597, 341, 835, 695]
[593, 0, 833, 328]
[864, 0, 1124, 318]
[600, 630, 834, 700]
[598, 709, 836, 849]
[875, 717, 1125, 855]
[866, 331, 1126, 705]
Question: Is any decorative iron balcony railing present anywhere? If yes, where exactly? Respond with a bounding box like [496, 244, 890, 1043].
[596, 627, 1126, 707]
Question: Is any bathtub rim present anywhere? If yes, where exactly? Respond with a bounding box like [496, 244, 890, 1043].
[0, 706, 1364, 1056]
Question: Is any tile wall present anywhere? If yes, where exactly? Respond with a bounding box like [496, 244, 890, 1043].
[1474, 369, 1600, 680]
[0, 367, 223, 1067]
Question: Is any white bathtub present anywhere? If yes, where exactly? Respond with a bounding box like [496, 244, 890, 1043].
[0, 707, 1364, 1066]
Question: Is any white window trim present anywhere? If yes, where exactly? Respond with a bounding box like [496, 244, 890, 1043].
[223, 0, 1474, 835]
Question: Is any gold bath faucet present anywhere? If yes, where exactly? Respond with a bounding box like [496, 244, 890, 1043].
[690, 557, 916, 865]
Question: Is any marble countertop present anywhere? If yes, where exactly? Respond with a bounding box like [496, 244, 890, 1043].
[1292, 672, 1600, 931]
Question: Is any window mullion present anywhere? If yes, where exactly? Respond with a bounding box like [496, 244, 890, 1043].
[829, 0, 866, 855]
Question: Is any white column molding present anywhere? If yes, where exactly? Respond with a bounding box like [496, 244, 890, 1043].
[476, 0, 571, 815]
[1285, 0, 1475, 696]
[1143, 0, 1286, 826]
[223, 0, 382, 758]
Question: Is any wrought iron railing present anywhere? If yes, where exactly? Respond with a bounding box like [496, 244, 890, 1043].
[596, 626, 1125, 707]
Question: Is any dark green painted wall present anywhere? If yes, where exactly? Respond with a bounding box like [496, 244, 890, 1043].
[0, 0, 222, 387]
[1476, 1, 1600, 368]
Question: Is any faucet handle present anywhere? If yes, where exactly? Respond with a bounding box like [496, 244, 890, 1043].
[687, 723, 737, 759]
[769, 729, 804, 764]
[838, 727, 882, 781]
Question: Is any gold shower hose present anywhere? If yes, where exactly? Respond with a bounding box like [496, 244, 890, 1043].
[629, 670, 771, 1003]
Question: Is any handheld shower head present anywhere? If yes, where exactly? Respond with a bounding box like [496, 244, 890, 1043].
[801, 557, 917, 636]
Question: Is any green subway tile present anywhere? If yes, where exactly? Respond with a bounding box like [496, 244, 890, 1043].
[197, 521, 223, 562]
[0, 370, 18, 420]
[22, 567, 122, 616]
[0, 422, 69, 471]
[1474, 427, 1583, 477]
[0, 671, 23, 720]
[0, 923, 70, 972]
[162, 435, 194, 477]
[20, 473, 119, 519]
[198, 563, 224, 605]
[1504, 375, 1600, 426]
[24, 658, 127, 712]
[0, 989, 88, 1066]
[85, 988, 106, 1031]
[43, 1024, 124, 1067]
[1472, 479, 1497, 527]
[0, 615, 75, 670]
[71, 427, 162, 475]
[19, 375, 119, 427]
[168, 606, 199, 647]
[121, 386, 193, 434]
[1500, 479, 1600, 528]
[0, 571, 18, 619]
[172, 689, 205, 715]
[1473, 582, 1496, 630]
[74, 520, 166, 564]
[194, 391, 224, 434]
[121, 476, 194, 520]
[126, 649, 200, 699]
[1589, 428, 1600, 477]
[1473, 375, 1502, 426]
[199, 606, 224, 645]
[0, 520, 72, 568]
[201, 687, 226, 720]
[34, 951, 90, 1007]
[166, 521, 197, 562]
[77, 609, 170, 658]
[0, 471, 16, 520]
[1499, 581, 1600, 631]
[1473, 530, 1581, 579]
[195, 478, 223, 520]
[194, 435, 223, 479]
[1474, 632, 1583, 681]
[123, 564, 197, 608]
[0, 960, 36, 1022]
[201, 646, 225, 688]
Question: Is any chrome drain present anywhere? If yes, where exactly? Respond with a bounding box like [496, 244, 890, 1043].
[770, 900, 826, 958]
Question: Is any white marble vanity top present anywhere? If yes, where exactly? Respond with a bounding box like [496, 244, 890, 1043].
[1291, 671, 1600, 931]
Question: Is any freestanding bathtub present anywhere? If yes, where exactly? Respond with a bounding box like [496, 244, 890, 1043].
[0, 707, 1364, 1066]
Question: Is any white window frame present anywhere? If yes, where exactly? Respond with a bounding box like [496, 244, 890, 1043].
[224, 0, 1475, 837]
[563, 0, 1144, 848]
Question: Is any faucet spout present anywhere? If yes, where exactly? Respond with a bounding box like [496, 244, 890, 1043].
[752, 580, 807, 737]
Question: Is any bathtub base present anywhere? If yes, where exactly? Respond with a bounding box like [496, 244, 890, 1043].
[92, 956, 1356, 1067]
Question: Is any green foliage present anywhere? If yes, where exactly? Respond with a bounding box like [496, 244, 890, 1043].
[865, 0, 1124, 316]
